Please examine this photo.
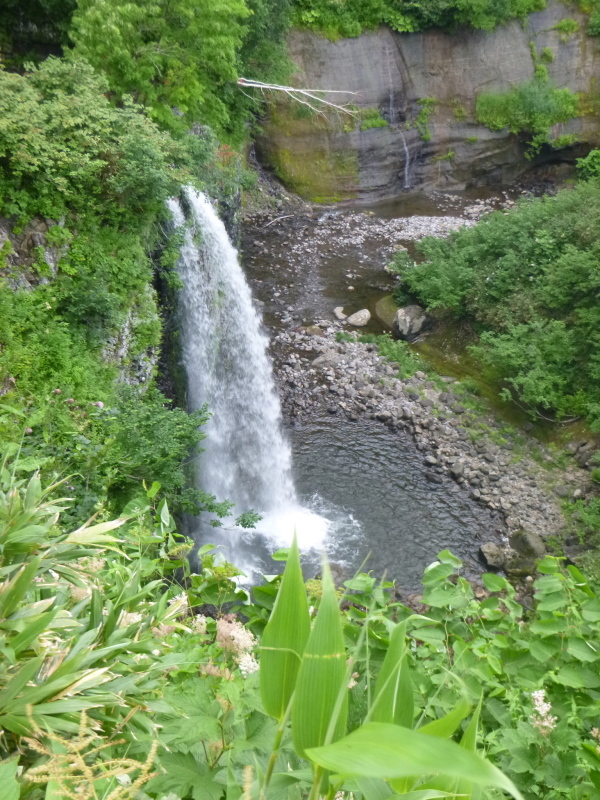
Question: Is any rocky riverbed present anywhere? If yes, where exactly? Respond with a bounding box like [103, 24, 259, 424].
[242, 179, 598, 580]
[273, 322, 596, 577]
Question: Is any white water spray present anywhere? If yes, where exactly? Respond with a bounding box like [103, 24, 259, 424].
[400, 131, 411, 190]
[169, 188, 328, 564]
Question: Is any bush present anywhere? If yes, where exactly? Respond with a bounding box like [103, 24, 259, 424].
[476, 76, 579, 155]
[403, 179, 600, 426]
[577, 149, 600, 180]
[291, 0, 546, 38]
[6, 474, 600, 800]
[360, 107, 389, 130]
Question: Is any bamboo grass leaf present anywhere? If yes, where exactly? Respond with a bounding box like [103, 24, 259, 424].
[0, 757, 19, 800]
[418, 699, 471, 738]
[292, 559, 347, 758]
[371, 622, 413, 728]
[306, 722, 523, 800]
[260, 534, 310, 720]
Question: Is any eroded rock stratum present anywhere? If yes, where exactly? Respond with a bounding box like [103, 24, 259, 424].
[257, 1, 600, 202]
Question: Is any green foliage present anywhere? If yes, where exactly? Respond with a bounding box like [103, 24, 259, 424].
[577, 149, 600, 180]
[540, 46, 555, 63]
[554, 17, 580, 38]
[70, 0, 293, 141]
[431, 150, 455, 162]
[0, 58, 190, 224]
[476, 75, 580, 155]
[415, 98, 437, 142]
[452, 99, 468, 121]
[6, 462, 600, 800]
[360, 108, 389, 131]
[403, 179, 600, 427]
[70, 0, 248, 135]
[291, 0, 546, 39]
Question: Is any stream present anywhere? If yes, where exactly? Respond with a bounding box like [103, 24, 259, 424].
[237, 190, 516, 587]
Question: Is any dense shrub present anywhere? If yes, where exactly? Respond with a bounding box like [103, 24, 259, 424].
[292, 0, 546, 38]
[476, 75, 580, 155]
[4, 471, 600, 800]
[401, 180, 600, 427]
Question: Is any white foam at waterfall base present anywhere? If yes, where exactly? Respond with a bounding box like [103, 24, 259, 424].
[169, 187, 332, 572]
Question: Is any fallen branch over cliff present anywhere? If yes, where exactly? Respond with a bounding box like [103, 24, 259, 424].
[237, 78, 358, 115]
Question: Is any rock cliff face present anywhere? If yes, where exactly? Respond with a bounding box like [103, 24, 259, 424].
[257, 1, 600, 202]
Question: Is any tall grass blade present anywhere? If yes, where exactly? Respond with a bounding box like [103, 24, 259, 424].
[260, 534, 310, 720]
[292, 559, 347, 758]
[371, 621, 407, 724]
[306, 722, 523, 800]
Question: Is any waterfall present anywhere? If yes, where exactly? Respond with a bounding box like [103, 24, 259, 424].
[400, 131, 411, 190]
[384, 42, 397, 126]
[169, 188, 327, 568]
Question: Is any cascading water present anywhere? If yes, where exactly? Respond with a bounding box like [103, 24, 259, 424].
[169, 188, 329, 572]
[400, 131, 412, 190]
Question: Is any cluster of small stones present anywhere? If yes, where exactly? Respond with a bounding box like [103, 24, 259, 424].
[0, 216, 68, 290]
[273, 321, 595, 555]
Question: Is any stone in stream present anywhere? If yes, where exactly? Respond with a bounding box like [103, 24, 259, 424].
[509, 529, 546, 557]
[346, 308, 371, 326]
[333, 306, 347, 320]
[393, 305, 428, 339]
[479, 542, 506, 570]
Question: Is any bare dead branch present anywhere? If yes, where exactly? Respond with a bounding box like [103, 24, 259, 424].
[237, 78, 359, 116]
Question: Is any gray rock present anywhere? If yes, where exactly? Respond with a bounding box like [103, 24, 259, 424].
[554, 485, 572, 498]
[509, 529, 546, 559]
[259, 3, 600, 202]
[346, 309, 371, 327]
[393, 305, 428, 340]
[333, 306, 347, 320]
[479, 542, 505, 570]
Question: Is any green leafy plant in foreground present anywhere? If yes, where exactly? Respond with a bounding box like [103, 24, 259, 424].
[5, 463, 600, 799]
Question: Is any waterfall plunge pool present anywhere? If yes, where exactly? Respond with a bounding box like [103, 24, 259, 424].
[173, 188, 508, 589]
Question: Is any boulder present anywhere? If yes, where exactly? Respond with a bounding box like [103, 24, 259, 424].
[479, 542, 505, 570]
[346, 309, 371, 327]
[509, 529, 546, 559]
[393, 305, 428, 340]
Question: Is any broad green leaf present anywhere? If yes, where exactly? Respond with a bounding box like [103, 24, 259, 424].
[422, 562, 456, 585]
[147, 481, 161, 498]
[292, 559, 347, 758]
[567, 636, 599, 663]
[0, 657, 43, 711]
[418, 699, 471, 738]
[529, 638, 559, 662]
[64, 517, 125, 544]
[0, 757, 19, 800]
[0, 556, 41, 619]
[260, 534, 310, 720]
[306, 723, 523, 799]
[12, 609, 58, 655]
[437, 550, 462, 568]
[371, 622, 413, 727]
[482, 573, 510, 592]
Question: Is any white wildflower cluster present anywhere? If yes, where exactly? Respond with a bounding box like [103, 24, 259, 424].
[216, 615, 259, 677]
[79, 556, 106, 573]
[347, 672, 360, 690]
[191, 615, 208, 635]
[168, 592, 188, 607]
[591, 727, 600, 754]
[69, 585, 92, 603]
[119, 611, 143, 628]
[238, 652, 260, 677]
[530, 689, 557, 737]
